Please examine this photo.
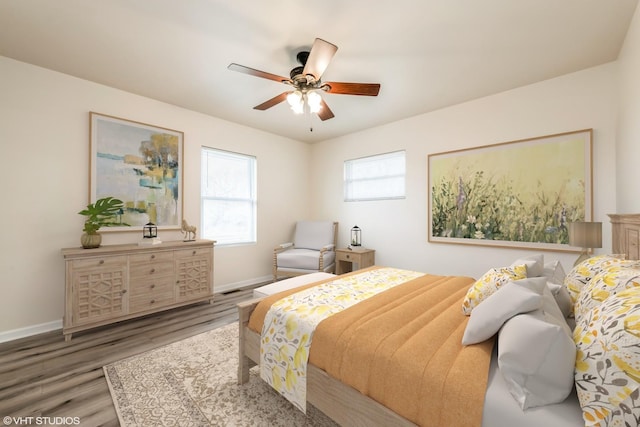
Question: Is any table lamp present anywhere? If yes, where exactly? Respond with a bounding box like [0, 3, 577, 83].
[568, 221, 602, 266]
[350, 225, 361, 247]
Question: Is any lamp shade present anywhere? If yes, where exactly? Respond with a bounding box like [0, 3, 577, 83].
[307, 91, 322, 113]
[568, 222, 602, 248]
[287, 90, 302, 106]
[287, 90, 304, 114]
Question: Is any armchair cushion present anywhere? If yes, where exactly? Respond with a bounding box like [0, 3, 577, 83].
[277, 248, 336, 270]
[294, 221, 335, 250]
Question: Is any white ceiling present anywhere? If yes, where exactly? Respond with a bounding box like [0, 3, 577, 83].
[0, 1, 637, 143]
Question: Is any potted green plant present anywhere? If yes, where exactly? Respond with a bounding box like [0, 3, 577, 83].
[78, 196, 129, 248]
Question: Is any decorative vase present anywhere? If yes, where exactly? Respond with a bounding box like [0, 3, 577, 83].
[81, 233, 102, 249]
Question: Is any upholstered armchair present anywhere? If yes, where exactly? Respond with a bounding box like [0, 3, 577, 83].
[273, 221, 338, 281]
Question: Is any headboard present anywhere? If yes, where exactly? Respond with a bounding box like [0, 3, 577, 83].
[608, 214, 640, 260]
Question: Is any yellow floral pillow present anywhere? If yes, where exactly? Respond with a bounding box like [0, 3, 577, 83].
[574, 287, 640, 426]
[573, 266, 640, 320]
[461, 265, 527, 315]
[564, 255, 628, 307]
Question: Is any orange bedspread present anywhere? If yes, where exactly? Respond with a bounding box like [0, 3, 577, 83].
[249, 268, 495, 427]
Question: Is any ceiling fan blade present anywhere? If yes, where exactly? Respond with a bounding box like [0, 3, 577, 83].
[254, 92, 290, 110]
[317, 99, 335, 121]
[228, 63, 290, 84]
[323, 82, 381, 96]
[302, 38, 338, 80]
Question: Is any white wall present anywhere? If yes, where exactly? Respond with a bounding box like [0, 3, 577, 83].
[0, 56, 312, 337]
[311, 63, 618, 279]
[617, 4, 640, 213]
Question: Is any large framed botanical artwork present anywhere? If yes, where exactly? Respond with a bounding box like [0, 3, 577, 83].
[89, 112, 184, 232]
[428, 129, 592, 250]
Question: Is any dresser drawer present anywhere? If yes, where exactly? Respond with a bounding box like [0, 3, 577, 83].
[129, 276, 174, 297]
[129, 290, 174, 313]
[336, 251, 352, 262]
[129, 261, 174, 279]
[175, 247, 212, 259]
[129, 251, 174, 265]
[71, 255, 127, 270]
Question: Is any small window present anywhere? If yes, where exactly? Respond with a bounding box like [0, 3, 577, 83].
[201, 147, 257, 245]
[344, 150, 406, 201]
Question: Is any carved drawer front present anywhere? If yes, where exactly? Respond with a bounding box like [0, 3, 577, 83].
[71, 265, 128, 325]
[175, 248, 212, 302]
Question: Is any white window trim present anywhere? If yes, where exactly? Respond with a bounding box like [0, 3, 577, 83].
[344, 150, 406, 202]
[201, 147, 257, 246]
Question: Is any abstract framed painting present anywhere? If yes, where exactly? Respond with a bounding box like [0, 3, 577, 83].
[89, 112, 184, 232]
[428, 129, 592, 250]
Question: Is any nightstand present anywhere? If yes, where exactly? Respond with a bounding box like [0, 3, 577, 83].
[335, 247, 375, 275]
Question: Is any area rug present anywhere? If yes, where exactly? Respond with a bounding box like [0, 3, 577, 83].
[103, 322, 337, 426]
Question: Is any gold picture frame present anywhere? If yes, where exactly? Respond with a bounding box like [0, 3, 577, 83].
[428, 129, 592, 250]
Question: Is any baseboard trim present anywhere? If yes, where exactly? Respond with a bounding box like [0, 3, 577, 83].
[0, 319, 62, 344]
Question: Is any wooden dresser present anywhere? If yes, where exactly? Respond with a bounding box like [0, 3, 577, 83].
[609, 214, 640, 260]
[61, 239, 214, 341]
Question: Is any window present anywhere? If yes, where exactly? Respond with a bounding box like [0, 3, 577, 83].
[344, 150, 406, 201]
[201, 147, 256, 245]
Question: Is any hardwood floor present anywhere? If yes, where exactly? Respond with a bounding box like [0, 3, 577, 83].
[0, 288, 256, 426]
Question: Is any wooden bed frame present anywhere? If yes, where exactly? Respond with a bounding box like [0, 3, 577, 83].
[237, 298, 416, 427]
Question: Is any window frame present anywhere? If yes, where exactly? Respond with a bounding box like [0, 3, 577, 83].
[200, 146, 257, 246]
[344, 150, 406, 202]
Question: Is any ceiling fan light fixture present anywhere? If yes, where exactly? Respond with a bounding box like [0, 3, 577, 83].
[291, 102, 304, 114]
[287, 90, 302, 107]
[287, 90, 304, 114]
[307, 91, 322, 113]
[229, 38, 380, 122]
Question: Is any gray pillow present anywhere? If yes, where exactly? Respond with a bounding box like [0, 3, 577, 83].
[462, 277, 546, 345]
[542, 259, 566, 284]
[546, 281, 572, 319]
[497, 285, 575, 410]
[510, 254, 544, 277]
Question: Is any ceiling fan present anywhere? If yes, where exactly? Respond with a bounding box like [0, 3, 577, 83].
[228, 38, 380, 122]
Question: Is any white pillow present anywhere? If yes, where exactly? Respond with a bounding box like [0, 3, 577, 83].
[497, 285, 575, 410]
[546, 281, 572, 318]
[510, 254, 544, 277]
[462, 277, 545, 345]
[542, 259, 566, 284]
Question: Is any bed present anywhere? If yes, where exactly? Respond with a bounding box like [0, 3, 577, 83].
[237, 265, 584, 427]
